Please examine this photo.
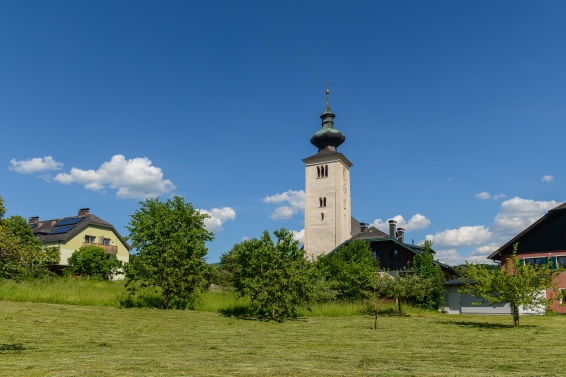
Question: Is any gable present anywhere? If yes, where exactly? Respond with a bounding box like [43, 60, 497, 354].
[490, 204, 566, 260]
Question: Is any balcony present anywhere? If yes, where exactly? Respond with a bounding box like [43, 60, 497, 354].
[82, 242, 118, 255]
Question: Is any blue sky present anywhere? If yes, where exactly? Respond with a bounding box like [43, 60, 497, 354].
[1, 1, 565, 264]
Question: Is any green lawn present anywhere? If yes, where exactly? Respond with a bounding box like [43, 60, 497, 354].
[1, 300, 565, 376]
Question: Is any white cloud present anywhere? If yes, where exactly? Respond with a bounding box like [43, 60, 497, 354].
[475, 191, 491, 200]
[199, 207, 236, 233]
[9, 156, 63, 174]
[476, 191, 506, 201]
[542, 175, 554, 182]
[433, 249, 464, 266]
[371, 213, 431, 233]
[53, 154, 174, 199]
[262, 189, 305, 220]
[427, 225, 492, 248]
[291, 229, 304, 244]
[427, 197, 560, 265]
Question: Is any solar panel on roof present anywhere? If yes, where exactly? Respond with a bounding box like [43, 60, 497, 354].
[55, 217, 84, 227]
[50, 225, 75, 234]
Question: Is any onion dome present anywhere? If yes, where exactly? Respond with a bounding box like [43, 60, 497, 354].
[310, 87, 346, 152]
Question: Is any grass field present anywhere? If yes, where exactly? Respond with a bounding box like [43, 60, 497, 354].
[1, 299, 566, 376]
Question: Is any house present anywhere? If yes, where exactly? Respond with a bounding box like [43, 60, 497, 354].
[487, 202, 566, 313]
[29, 208, 130, 278]
[330, 218, 459, 280]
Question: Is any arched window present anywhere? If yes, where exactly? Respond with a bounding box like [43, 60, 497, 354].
[319, 198, 323, 207]
[317, 166, 321, 178]
[324, 165, 328, 177]
[323, 197, 326, 207]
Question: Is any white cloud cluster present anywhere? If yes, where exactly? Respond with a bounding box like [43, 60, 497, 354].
[542, 175, 554, 182]
[53, 155, 175, 199]
[262, 189, 305, 220]
[199, 207, 236, 233]
[371, 213, 431, 233]
[9, 156, 63, 174]
[291, 228, 305, 244]
[426, 197, 560, 264]
[475, 191, 506, 200]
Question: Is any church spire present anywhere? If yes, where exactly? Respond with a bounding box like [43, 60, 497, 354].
[310, 85, 346, 152]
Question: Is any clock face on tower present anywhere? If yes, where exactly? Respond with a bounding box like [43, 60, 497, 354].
[343, 183, 347, 194]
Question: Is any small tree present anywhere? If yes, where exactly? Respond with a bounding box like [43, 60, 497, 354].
[67, 245, 122, 280]
[375, 272, 429, 315]
[125, 196, 213, 309]
[412, 240, 446, 310]
[231, 228, 315, 320]
[460, 243, 563, 327]
[318, 240, 379, 300]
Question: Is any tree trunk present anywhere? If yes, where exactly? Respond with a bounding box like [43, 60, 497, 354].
[397, 299, 402, 315]
[271, 307, 276, 320]
[512, 305, 519, 327]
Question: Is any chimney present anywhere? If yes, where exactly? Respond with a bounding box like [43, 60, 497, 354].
[29, 216, 39, 224]
[360, 222, 368, 233]
[388, 220, 397, 238]
[396, 228, 405, 243]
[78, 208, 90, 216]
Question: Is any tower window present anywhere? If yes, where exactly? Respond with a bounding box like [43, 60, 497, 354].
[343, 199, 346, 209]
[317, 165, 328, 178]
[319, 197, 326, 207]
[321, 213, 324, 221]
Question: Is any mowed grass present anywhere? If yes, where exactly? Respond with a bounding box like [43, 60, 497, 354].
[1, 300, 566, 377]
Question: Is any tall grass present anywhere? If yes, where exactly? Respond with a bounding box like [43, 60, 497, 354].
[0, 278, 435, 317]
[0, 277, 123, 307]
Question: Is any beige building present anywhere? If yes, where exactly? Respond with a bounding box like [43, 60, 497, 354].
[303, 91, 353, 259]
[29, 208, 130, 278]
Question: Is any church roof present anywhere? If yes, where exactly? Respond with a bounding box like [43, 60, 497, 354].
[310, 89, 346, 152]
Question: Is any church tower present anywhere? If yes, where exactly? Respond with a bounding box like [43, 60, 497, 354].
[303, 88, 352, 259]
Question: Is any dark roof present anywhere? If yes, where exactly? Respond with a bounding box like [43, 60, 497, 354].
[350, 226, 389, 240]
[488, 201, 566, 260]
[32, 214, 130, 250]
[351, 217, 362, 237]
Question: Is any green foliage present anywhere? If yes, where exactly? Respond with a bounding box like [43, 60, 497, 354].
[374, 272, 430, 314]
[318, 240, 379, 300]
[0, 195, 5, 221]
[231, 228, 316, 320]
[411, 240, 446, 310]
[125, 196, 214, 309]
[67, 246, 123, 281]
[0, 213, 59, 279]
[460, 243, 563, 327]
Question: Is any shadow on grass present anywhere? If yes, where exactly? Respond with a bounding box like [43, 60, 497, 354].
[438, 320, 538, 329]
[0, 343, 26, 353]
[219, 306, 309, 322]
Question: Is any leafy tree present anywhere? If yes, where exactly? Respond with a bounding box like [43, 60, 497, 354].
[231, 228, 315, 320]
[67, 245, 123, 280]
[0, 209, 59, 279]
[318, 240, 379, 300]
[460, 243, 563, 327]
[0, 195, 5, 221]
[375, 272, 429, 315]
[412, 240, 446, 310]
[125, 196, 213, 309]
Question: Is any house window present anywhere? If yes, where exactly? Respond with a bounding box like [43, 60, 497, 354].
[524, 257, 547, 268]
[557, 256, 566, 268]
[103, 238, 111, 245]
[85, 235, 96, 243]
